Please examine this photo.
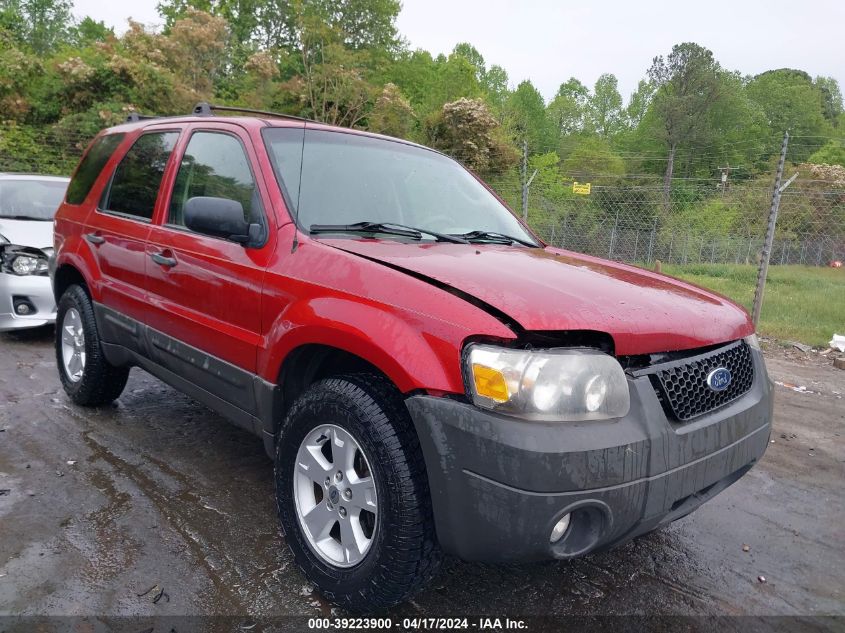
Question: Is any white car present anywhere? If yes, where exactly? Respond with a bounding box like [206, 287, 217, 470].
[0, 174, 70, 331]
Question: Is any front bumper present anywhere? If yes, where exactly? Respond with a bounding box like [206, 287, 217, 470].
[407, 348, 773, 562]
[0, 272, 56, 331]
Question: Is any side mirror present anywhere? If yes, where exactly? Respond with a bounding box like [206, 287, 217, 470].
[183, 196, 258, 245]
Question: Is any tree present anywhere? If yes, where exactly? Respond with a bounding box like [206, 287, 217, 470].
[647, 43, 723, 209]
[507, 79, 553, 152]
[452, 42, 485, 81]
[428, 97, 518, 174]
[587, 73, 623, 137]
[482, 64, 509, 115]
[0, 0, 73, 54]
[561, 136, 625, 183]
[166, 8, 229, 99]
[310, 0, 400, 51]
[157, 0, 400, 54]
[386, 49, 437, 112]
[72, 17, 113, 47]
[283, 16, 376, 127]
[547, 77, 588, 136]
[809, 140, 845, 167]
[0, 26, 42, 120]
[369, 82, 415, 138]
[624, 79, 653, 128]
[746, 69, 832, 160]
[813, 76, 843, 125]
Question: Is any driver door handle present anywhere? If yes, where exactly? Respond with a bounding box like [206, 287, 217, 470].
[150, 251, 177, 268]
[84, 232, 105, 245]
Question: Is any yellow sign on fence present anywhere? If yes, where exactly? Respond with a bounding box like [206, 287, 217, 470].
[572, 182, 591, 195]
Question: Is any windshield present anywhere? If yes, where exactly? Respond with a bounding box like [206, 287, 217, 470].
[0, 179, 68, 221]
[262, 128, 537, 244]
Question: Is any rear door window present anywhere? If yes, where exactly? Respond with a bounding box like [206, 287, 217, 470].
[65, 133, 125, 205]
[100, 132, 179, 221]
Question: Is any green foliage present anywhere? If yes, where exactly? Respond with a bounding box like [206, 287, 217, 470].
[746, 69, 832, 160]
[0, 0, 73, 54]
[368, 82, 415, 139]
[547, 78, 588, 137]
[561, 137, 625, 183]
[0, 27, 42, 120]
[71, 17, 113, 47]
[428, 97, 518, 175]
[809, 140, 845, 167]
[814, 76, 843, 123]
[586, 74, 623, 137]
[507, 80, 554, 152]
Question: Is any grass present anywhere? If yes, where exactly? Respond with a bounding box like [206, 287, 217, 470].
[659, 264, 844, 347]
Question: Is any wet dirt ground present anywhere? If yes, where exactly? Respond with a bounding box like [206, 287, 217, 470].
[1, 328, 843, 621]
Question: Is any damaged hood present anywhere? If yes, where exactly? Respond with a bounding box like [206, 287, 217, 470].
[321, 239, 754, 356]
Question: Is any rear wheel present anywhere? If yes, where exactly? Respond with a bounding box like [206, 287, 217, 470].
[275, 373, 442, 612]
[55, 284, 129, 406]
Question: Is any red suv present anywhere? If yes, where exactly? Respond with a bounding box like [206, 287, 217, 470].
[51, 104, 773, 612]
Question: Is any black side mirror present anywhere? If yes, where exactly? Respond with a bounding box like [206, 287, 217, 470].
[184, 196, 258, 245]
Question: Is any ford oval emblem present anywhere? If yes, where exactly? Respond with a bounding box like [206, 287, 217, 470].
[706, 367, 732, 392]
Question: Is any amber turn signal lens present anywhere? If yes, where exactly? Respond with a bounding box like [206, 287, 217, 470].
[471, 364, 510, 403]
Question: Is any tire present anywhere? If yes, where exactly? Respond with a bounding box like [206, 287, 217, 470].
[275, 373, 442, 612]
[55, 284, 129, 406]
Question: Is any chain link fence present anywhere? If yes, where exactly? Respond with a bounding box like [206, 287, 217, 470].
[481, 142, 845, 268]
[517, 181, 845, 268]
[2, 123, 844, 268]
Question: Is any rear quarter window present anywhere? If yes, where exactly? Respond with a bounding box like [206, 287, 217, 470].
[65, 133, 125, 205]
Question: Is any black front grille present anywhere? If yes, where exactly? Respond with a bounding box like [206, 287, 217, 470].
[652, 341, 754, 421]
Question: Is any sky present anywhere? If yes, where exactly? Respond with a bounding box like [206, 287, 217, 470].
[71, 0, 845, 103]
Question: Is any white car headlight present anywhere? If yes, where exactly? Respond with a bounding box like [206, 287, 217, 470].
[11, 255, 40, 275]
[1, 246, 49, 276]
[464, 344, 630, 421]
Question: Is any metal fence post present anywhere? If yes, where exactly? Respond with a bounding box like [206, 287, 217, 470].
[646, 217, 657, 265]
[521, 139, 528, 221]
[752, 131, 789, 327]
[561, 214, 568, 249]
[609, 211, 619, 258]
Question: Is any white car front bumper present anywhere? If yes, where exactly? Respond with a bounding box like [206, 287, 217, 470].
[0, 272, 56, 331]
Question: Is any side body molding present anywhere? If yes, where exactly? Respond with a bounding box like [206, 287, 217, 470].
[94, 302, 276, 441]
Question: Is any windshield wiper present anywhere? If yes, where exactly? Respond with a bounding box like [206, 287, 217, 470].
[452, 230, 538, 247]
[309, 221, 469, 243]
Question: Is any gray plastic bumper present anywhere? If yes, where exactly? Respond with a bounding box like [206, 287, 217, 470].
[406, 348, 773, 562]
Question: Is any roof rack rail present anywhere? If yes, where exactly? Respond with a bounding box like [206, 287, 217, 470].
[125, 111, 159, 123]
[192, 102, 313, 123]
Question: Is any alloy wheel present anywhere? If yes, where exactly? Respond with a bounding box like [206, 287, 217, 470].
[293, 424, 378, 568]
[60, 308, 86, 383]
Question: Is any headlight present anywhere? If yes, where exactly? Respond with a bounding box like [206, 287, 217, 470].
[465, 344, 630, 421]
[12, 255, 40, 275]
[1, 246, 49, 276]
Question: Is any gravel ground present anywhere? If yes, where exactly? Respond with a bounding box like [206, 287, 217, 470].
[0, 328, 843, 625]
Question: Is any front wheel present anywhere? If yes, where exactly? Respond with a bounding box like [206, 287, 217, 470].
[55, 284, 129, 406]
[275, 374, 442, 612]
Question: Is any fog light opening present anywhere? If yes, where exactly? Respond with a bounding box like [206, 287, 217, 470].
[550, 513, 571, 543]
[13, 297, 36, 316]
